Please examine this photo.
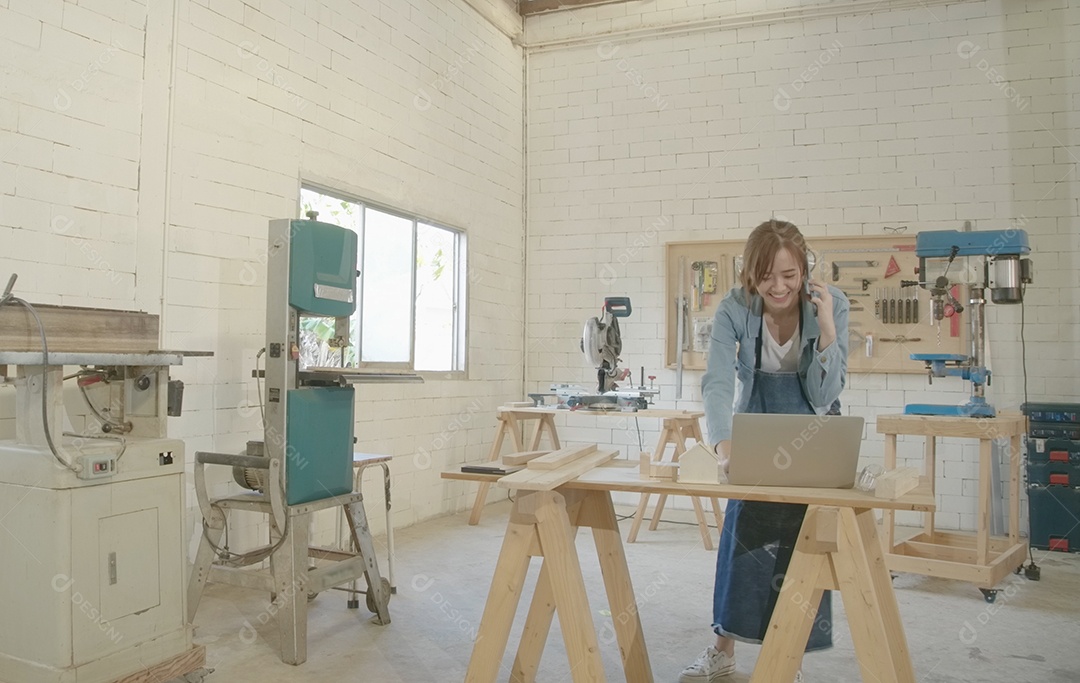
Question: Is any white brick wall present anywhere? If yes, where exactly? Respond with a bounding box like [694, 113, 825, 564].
[0, 0, 525, 554]
[524, 0, 1079, 531]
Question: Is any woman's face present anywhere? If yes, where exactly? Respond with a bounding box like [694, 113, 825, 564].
[755, 247, 804, 316]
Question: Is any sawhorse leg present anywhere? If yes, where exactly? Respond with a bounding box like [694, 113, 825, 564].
[752, 506, 915, 683]
[631, 417, 721, 550]
[467, 488, 653, 683]
[469, 414, 522, 525]
[470, 413, 562, 525]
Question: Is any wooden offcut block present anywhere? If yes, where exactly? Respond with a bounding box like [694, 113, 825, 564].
[502, 450, 552, 466]
[874, 467, 920, 500]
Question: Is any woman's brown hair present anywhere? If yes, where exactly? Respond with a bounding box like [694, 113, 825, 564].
[740, 219, 809, 300]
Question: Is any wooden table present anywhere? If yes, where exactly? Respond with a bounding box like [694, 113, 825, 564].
[878, 413, 1027, 600]
[468, 407, 723, 549]
[444, 464, 934, 683]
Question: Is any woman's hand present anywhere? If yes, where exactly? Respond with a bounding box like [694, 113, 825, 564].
[714, 440, 732, 474]
[807, 279, 836, 350]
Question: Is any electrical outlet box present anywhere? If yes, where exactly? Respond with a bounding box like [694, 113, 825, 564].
[77, 455, 117, 480]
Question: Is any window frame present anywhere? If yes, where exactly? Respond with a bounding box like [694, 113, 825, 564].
[299, 183, 468, 377]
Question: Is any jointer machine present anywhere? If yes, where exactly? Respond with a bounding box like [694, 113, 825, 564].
[0, 276, 210, 683]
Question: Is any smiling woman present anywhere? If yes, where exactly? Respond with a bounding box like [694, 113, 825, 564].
[684, 219, 850, 683]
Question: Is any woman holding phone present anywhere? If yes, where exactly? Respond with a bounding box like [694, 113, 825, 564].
[679, 220, 849, 683]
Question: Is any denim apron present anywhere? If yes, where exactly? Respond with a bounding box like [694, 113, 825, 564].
[711, 312, 833, 651]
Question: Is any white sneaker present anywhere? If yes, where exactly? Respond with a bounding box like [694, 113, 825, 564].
[678, 646, 736, 682]
[795, 672, 803, 682]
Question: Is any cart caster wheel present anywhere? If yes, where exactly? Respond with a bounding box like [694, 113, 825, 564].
[366, 577, 392, 613]
[347, 599, 360, 609]
[980, 588, 998, 603]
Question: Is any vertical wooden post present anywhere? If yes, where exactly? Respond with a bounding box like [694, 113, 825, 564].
[923, 436, 936, 541]
[977, 438, 992, 565]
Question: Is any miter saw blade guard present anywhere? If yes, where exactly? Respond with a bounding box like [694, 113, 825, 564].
[581, 297, 632, 393]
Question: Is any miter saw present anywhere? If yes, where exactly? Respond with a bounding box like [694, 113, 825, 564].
[901, 228, 1033, 417]
[530, 297, 659, 411]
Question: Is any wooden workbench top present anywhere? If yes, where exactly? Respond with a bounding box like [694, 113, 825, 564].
[877, 413, 1026, 438]
[498, 406, 704, 419]
[445, 462, 935, 512]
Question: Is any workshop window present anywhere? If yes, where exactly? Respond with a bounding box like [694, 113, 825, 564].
[300, 186, 467, 373]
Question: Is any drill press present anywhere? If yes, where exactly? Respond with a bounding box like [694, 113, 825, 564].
[903, 228, 1033, 418]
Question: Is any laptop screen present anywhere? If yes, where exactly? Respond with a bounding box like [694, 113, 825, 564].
[727, 414, 865, 488]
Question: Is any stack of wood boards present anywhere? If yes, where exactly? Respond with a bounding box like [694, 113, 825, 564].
[498, 445, 618, 491]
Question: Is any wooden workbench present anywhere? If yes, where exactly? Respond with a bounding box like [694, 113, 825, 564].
[468, 407, 723, 548]
[877, 413, 1027, 600]
[445, 463, 934, 682]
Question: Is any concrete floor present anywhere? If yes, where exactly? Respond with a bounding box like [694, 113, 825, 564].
[191, 500, 1080, 682]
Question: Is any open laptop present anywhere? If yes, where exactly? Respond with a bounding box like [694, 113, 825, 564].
[727, 414, 865, 488]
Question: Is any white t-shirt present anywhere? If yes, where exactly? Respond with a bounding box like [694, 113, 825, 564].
[761, 322, 800, 373]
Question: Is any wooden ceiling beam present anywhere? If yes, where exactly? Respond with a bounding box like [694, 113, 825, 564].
[519, 0, 634, 17]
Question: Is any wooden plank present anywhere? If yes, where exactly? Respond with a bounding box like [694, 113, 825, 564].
[986, 543, 1029, 588]
[511, 562, 557, 683]
[752, 529, 828, 682]
[626, 493, 651, 543]
[530, 492, 606, 682]
[527, 444, 598, 470]
[875, 468, 921, 499]
[977, 439, 992, 565]
[582, 490, 654, 683]
[1009, 434, 1021, 545]
[805, 506, 840, 554]
[498, 449, 618, 491]
[834, 508, 902, 683]
[898, 540, 976, 564]
[882, 433, 898, 551]
[465, 511, 539, 683]
[923, 436, 937, 540]
[469, 418, 512, 525]
[447, 463, 938, 512]
[853, 509, 916, 682]
[886, 553, 991, 584]
[877, 413, 1026, 439]
[689, 496, 714, 550]
[502, 450, 551, 466]
[0, 304, 159, 352]
[500, 407, 704, 419]
[115, 646, 205, 683]
[928, 530, 1012, 552]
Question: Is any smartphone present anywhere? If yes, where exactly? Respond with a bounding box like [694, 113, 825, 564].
[804, 279, 818, 316]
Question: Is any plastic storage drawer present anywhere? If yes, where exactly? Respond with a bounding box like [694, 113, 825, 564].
[1027, 437, 1080, 463]
[1027, 461, 1080, 487]
[1027, 485, 1080, 553]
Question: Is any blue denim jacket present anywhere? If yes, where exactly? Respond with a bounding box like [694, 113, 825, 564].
[701, 285, 849, 444]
